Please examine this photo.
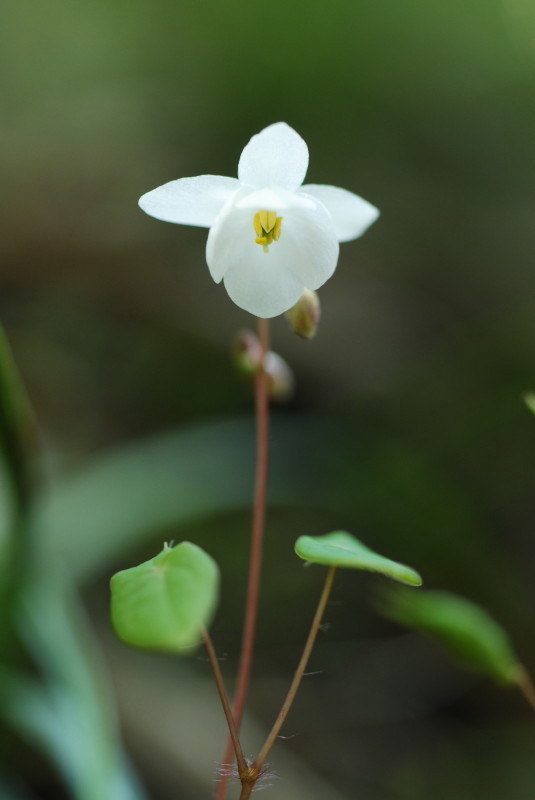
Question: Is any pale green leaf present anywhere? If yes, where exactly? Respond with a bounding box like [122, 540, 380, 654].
[110, 541, 219, 652]
[295, 531, 422, 586]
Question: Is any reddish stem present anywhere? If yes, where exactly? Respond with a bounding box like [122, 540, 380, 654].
[215, 317, 270, 800]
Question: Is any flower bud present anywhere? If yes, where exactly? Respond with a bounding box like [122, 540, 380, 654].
[231, 329, 263, 375]
[285, 288, 321, 339]
[264, 351, 295, 402]
[231, 331, 295, 402]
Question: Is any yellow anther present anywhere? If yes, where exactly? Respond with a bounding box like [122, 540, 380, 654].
[253, 209, 283, 253]
[253, 212, 263, 237]
[259, 209, 277, 232]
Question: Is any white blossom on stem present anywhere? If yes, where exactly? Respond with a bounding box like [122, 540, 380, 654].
[139, 122, 379, 318]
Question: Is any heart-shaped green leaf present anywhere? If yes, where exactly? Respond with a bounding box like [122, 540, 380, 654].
[110, 541, 219, 653]
[294, 531, 422, 586]
[380, 587, 522, 685]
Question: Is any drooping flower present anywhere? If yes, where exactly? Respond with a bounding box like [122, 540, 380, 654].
[139, 122, 379, 318]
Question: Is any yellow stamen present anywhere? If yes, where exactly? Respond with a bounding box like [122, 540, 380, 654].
[253, 209, 283, 253]
[253, 212, 263, 237]
[259, 209, 277, 232]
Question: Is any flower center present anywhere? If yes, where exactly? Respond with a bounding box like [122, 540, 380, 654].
[253, 209, 282, 254]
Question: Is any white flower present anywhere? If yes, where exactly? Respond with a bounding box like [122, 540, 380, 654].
[139, 122, 379, 318]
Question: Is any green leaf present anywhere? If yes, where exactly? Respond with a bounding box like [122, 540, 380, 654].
[110, 541, 219, 652]
[294, 531, 422, 586]
[379, 587, 523, 684]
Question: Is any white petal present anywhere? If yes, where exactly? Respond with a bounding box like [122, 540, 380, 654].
[300, 184, 379, 242]
[206, 194, 339, 317]
[223, 255, 303, 319]
[139, 175, 240, 228]
[238, 122, 309, 191]
[205, 186, 253, 283]
[235, 187, 297, 212]
[280, 197, 339, 290]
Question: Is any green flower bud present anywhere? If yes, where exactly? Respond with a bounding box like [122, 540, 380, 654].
[285, 288, 321, 339]
[231, 329, 263, 375]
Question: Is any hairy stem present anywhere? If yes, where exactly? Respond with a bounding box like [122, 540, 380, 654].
[253, 566, 337, 772]
[203, 629, 247, 776]
[216, 317, 270, 800]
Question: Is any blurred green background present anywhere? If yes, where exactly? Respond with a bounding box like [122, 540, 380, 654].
[1, 0, 535, 797]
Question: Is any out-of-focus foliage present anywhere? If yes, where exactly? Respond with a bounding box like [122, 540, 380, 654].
[0, 318, 147, 799]
[4, 575, 146, 800]
[379, 587, 522, 685]
[2, 0, 535, 797]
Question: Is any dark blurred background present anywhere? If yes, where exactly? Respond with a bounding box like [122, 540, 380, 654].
[1, 0, 535, 798]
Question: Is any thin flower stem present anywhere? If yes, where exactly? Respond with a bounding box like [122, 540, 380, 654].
[215, 317, 270, 800]
[234, 316, 270, 729]
[517, 668, 535, 711]
[253, 566, 337, 772]
[203, 629, 247, 776]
